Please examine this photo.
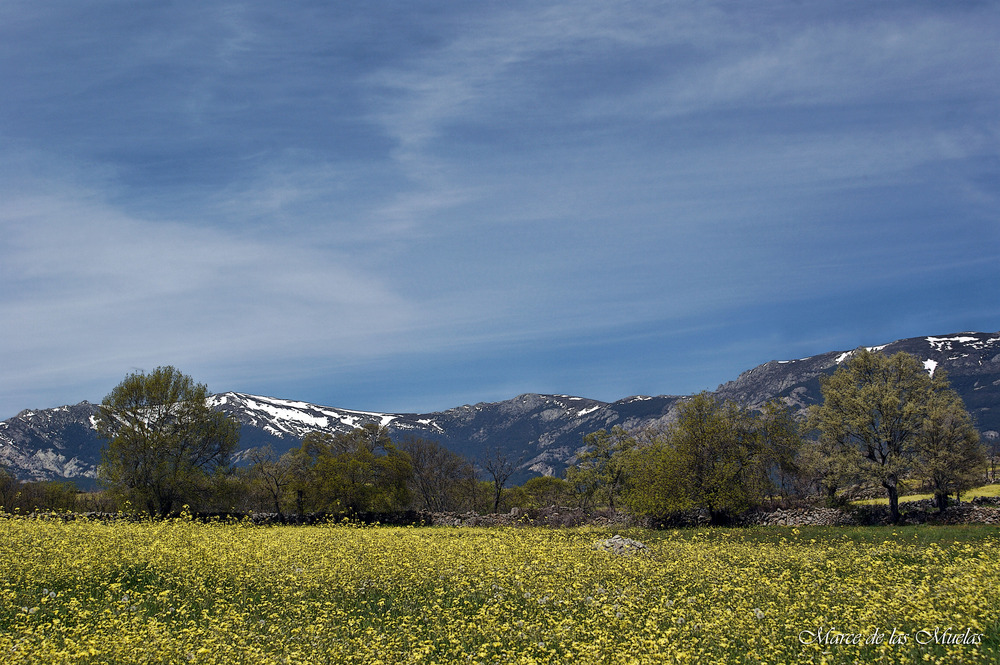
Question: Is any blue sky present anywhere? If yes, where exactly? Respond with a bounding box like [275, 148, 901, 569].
[2, 1, 998, 419]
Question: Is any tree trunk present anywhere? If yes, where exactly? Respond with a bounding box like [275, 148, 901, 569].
[825, 482, 839, 508]
[709, 509, 731, 526]
[884, 481, 900, 523]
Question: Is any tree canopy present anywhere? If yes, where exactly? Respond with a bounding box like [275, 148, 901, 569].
[808, 349, 985, 521]
[913, 379, 985, 511]
[95, 366, 240, 516]
[551, 394, 806, 523]
[566, 426, 633, 512]
[290, 424, 413, 514]
[623, 393, 799, 523]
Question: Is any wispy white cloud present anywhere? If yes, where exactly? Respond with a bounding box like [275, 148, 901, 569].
[0, 163, 423, 400]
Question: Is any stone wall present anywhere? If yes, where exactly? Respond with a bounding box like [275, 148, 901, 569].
[739, 501, 1000, 527]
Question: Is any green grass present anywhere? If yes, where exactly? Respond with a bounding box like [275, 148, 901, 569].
[645, 523, 1000, 547]
[852, 483, 1000, 506]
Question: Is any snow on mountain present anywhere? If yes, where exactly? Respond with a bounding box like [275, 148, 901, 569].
[0, 401, 103, 484]
[209, 392, 400, 440]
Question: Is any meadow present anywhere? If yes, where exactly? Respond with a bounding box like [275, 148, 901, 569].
[852, 483, 1000, 506]
[1, 517, 998, 664]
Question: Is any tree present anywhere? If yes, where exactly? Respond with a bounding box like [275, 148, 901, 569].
[756, 399, 803, 501]
[914, 382, 986, 512]
[808, 349, 983, 522]
[346, 423, 394, 455]
[622, 428, 689, 516]
[623, 393, 796, 523]
[247, 445, 297, 518]
[482, 446, 517, 514]
[95, 366, 240, 516]
[398, 436, 475, 512]
[987, 434, 1000, 484]
[565, 426, 633, 512]
[292, 427, 413, 515]
[667, 393, 774, 522]
[795, 436, 856, 507]
[521, 475, 572, 509]
[0, 465, 21, 511]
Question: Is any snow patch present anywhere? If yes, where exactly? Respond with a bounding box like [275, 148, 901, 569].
[214, 393, 398, 436]
[577, 406, 601, 417]
[834, 344, 887, 361]
[923, 359, 938, 376]
[927, 335, 981, 352]
[248, 400, 330, 430]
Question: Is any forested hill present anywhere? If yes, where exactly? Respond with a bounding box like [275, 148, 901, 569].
[2, 331, 997, 485]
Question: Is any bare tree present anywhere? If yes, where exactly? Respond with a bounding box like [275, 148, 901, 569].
[482, 446, 518, 514]
[247, 445, 296, 519]
[985, 432, 1000, 483]
[398, 437, 475, 512]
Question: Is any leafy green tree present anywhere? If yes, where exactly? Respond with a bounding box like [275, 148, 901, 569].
[501, 484, 531, 512]
[757, 399, 803, 499]
[623, 394, 797, 523]
[95, 367, 239, 516]
[0, 476, 80, 513]
[986, 434, 1000, 484]
[669, 393, 772, 522]
[521, 475, 572, 508]
[566, 426, 633, 512]
[293, 426, 413, 514]
[808, 349, 983, 522]
[469, 480, 495, 514]
[795, 436, 857, 507]
[914, 381, 986, 512]
[565, 457, 601, 510]
[622, 429, 689, 516]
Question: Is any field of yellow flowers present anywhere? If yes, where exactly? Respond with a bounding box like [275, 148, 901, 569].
[1, 517, 997, 664]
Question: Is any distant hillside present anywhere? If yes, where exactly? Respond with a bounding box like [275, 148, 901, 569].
[2, 330, 997, 485]
[715, 332, 1000, 438]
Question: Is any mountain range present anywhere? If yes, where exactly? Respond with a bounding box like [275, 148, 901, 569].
[2, 331, 997, 487]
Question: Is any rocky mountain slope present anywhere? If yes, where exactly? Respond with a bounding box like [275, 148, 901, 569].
[2, 331, 997, 485]
[715, 332, 1000, 433]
